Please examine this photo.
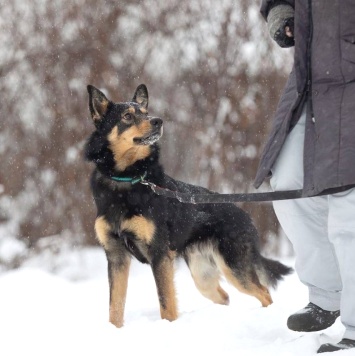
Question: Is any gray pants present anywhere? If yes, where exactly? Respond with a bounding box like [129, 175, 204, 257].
[270, 106, 355, 340]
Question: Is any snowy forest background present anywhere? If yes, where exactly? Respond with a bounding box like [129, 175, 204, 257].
[0, 0, 293, 271]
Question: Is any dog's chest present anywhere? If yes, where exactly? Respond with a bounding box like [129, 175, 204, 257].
[122, 231, 150, 264]
[117, 213, 157, 263]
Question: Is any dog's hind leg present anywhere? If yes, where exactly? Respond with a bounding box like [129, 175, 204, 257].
[185, 243, 230, 305]
[151, 252, 178, 322]
[215, 256, 272, 307]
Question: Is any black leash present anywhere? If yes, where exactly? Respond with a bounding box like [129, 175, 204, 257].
[140, 180, 354, 204]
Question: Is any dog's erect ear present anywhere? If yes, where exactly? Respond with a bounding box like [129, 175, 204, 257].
[87, 85, 110, 124]
[132, 84, 148, 109]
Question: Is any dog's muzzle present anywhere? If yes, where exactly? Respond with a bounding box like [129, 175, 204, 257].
[135, 117, 163, 145]
[150, 117, 163, 129]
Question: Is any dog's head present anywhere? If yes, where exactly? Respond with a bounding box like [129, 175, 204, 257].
[86, 84, 163, 173]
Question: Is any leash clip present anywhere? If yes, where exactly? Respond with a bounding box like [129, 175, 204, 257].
[140, 180, 157, 192]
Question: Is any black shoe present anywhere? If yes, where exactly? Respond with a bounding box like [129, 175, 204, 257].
[287, 302, 340, 332]
[317, 338, 355, 353]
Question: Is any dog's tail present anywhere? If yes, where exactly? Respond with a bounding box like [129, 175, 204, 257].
[257, 257, 293, 289]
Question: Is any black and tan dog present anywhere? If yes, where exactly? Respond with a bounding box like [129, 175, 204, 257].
[85, 84, 292, 328]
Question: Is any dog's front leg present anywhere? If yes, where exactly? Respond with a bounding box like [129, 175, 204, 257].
[96, 216, 131, 327]
[106, 254, 131, 328]
[151, 252, 178, 322]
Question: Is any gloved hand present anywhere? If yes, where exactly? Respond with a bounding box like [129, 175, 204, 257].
[267, 4, 295, 48]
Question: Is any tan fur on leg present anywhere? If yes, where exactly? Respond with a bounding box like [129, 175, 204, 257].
[152, 254, 178, 321]
[216, 256, 273, 307]
[187, 244, 229, 305]
[109, 258, 131, 327]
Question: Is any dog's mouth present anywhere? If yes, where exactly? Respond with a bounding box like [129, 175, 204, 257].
[134, 129, 163, 146]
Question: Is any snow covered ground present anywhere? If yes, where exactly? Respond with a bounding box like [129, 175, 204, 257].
[0, 248, 352, 356]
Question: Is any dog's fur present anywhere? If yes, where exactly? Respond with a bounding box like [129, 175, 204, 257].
[85, 84, 292, 328]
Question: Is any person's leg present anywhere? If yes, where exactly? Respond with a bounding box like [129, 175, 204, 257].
[328, 189, 355, 340]
[270, 109, 342, 311]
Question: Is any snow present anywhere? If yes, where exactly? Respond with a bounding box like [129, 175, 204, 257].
[1, 248, 353, 356]
[0, 236, 26, 264]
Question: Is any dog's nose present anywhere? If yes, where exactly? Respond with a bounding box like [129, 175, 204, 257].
[150, 117, 163, 128]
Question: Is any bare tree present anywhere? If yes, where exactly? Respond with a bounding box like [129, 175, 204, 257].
[0, 0, 291, 267]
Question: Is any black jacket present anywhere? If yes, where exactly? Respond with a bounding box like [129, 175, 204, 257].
[255, 0, 355, 196]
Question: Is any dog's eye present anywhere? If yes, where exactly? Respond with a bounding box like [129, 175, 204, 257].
[124, 113, 134, 122]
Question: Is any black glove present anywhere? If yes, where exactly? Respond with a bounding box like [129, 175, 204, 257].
[267, 4, 295, 48]
[274, 17, 294, 48]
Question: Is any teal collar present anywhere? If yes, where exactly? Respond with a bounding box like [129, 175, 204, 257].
[111, 171, 147, 185]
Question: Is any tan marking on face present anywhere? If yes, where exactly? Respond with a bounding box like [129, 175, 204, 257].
[127, 106, 135, 114]
[140, 107, 148, 114]
[121, 215, 156, 244]
[108, 122, 152, 171]
[109, 258, 131, 328]
[95, 216, 111, 248]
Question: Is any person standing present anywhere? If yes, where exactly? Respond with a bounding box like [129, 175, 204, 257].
[255, 0, 355, 353]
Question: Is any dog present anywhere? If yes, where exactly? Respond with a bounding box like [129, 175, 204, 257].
[85, 84, 292, 328]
